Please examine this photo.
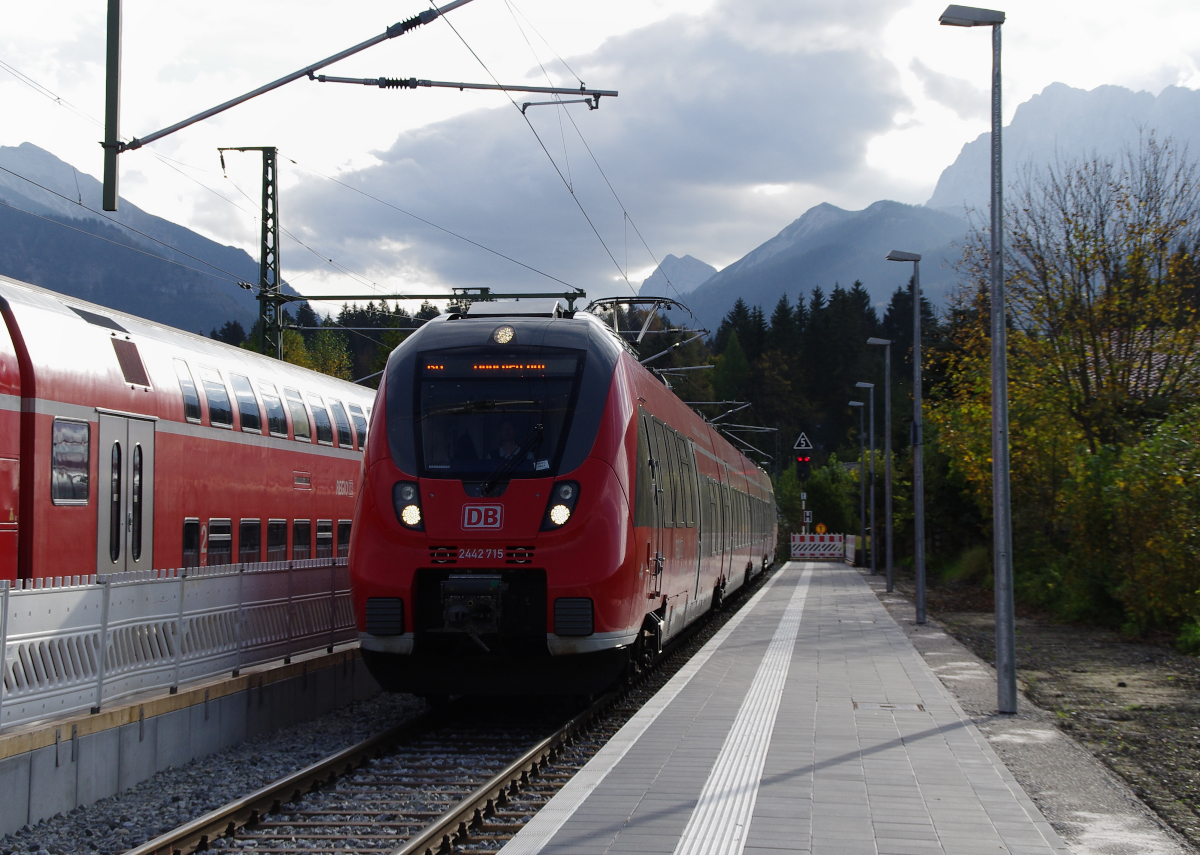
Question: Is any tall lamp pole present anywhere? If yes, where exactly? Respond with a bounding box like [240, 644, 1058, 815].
[939, 3, 1016, 714]
[856, 383, 876, 576]
[867, 339, 893, 591]
[886, 250, 925, 624]
[849, 401, 865, 567]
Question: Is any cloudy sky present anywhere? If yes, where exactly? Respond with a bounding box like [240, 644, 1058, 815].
[4, 0, 1200, 304]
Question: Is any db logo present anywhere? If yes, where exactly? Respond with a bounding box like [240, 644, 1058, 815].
[461, 504, 504, 530]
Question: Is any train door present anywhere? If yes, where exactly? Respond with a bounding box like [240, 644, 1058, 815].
[682, 439, 703, 619]
[0, 311, 18, 582]
[638, 413, 663, 598]
[96, 414, 155, 574]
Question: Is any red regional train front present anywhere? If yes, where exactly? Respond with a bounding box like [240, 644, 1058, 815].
[351, 300, 777, 696]
[0, 275, 374, 581]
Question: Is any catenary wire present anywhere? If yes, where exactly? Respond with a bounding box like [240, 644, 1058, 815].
[435, 12, 639, 296]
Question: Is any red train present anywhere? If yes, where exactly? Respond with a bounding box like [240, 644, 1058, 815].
[0, 275, 374, 582]
[350, 300, 778, 695]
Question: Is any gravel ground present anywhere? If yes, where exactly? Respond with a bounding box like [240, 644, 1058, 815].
[0, 691, 426, 855]
[889, 572, 1200, 852]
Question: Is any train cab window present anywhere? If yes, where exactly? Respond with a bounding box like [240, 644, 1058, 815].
[239, 519, 261, 564]
[329, 400, 353, 448]
[308, 395, 334, 445]
[230, 374, 262, 433]
[337, 520, 351, 558]
[208, 519, 233, 566]
[315, 520, 333, 559]
[348, 404, 368, 448]
[266, 520, 288, 562]
[173, 360, 202, 423]
[259, 382, 289, 437]
[293, 519, 312, 560]
[199, 368, 233, 428]
[51, 419, 90, 504]
[182, 519, 200, 568]
[284, 388, 311, 441]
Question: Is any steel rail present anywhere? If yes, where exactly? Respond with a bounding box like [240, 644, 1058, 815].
[122, 706, 443, 855]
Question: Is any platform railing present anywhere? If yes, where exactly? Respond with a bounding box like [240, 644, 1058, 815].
[0, 558, 353, 731]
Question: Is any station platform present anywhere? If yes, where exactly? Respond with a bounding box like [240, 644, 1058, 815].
[503, 562, 1068, 855]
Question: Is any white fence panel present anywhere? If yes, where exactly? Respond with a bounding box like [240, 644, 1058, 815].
[0, 558, 353, 731]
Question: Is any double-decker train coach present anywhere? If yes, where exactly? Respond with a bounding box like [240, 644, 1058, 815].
[0, 275, 374, 581]
[350, 299, 777, 696]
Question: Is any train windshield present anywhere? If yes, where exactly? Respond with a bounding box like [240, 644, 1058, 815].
[414, 349, 584, 481]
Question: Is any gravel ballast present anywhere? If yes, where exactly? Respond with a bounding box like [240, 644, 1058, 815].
[1, 691, 425, 855]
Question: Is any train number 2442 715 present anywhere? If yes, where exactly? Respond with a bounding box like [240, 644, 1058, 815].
[458, 548, 504, 560]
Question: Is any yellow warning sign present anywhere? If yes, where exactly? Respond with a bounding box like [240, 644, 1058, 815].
[815, 523, 827, 534]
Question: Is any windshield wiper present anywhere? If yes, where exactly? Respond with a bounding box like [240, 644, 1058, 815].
[479, 423, 543, 496]
[422, 399, 541, 418]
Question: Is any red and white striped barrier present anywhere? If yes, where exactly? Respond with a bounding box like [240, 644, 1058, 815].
[790, 534, 847, 560]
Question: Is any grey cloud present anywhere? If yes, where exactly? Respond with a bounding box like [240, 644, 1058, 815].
[284, 0, 908, 300]
[910, 58, 986, 120]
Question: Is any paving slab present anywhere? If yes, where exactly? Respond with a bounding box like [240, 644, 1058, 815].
[502, 562, 1069, 855]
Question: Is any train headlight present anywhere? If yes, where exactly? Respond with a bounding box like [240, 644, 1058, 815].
[393, 481, 424, 530]
[541, 480, 580, 530]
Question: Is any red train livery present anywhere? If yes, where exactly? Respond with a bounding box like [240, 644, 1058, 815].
[351, 300, 777, 695]
[0, 275, 374, 582]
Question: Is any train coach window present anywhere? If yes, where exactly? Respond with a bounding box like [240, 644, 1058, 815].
[316, 520, 333, 559]
[182, 519, 200, 568]
[293, 520, 312, 560]
[284, 388, 311, 441]
[230, 374, 262, 433]
[650, 421, 675, 527]
[239, 519, 261, 564]
[348, 404, 368, 448]
[329, 401, 353, 448]
[259, 382, 289, 437]
[267, 520, 288, 562]
[337, 520, 351, 558]
[199, 368, 233, 428]
[208, 519, 232, 566]
[173, 360, 202, 423]
[308, 395, 334, 445]
[51, 419, 90, 504]
[676, 437, 695, 528]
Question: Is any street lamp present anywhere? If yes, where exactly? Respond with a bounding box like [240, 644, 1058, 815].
[856, 382, 876, 577]
[886, 250, 926, 625]
[867, 338, 894, 593]
[939, 3, 1016, 715]
[849, 401, 865, 568]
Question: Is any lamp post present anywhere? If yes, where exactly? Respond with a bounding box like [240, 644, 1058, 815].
[867, 338, 893, 592]
[856, 382, 876, 576]
[939, 3, 1016, 714]
[886, 250, 925, 624]
[849, 400, 865, 567]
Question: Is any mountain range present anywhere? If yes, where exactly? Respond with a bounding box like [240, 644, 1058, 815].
[2, 82, 1197, 337]
[0, 143, 277, 334]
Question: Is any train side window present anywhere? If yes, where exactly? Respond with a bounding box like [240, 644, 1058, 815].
[308, 395, 334, 445]
[316, 520, 333, 559]
[259, 382, 289, 437]
[284, 388, 311, 441]
[337, 520, 352, 558]
[651, 421, 674, 527]
[199, 368, 233, 428]
[173, 359, 202, 423]
[229, 374, 262, 433]
[182, 518, 200, 568]
[208, 519, 232, 566]
[348, 404, 368, 448]
[329, 400, 353, 447]
[267, 519, 287, 561]
[239, 519, 261, 564]
[676, 437, 694, 528]
[634, 414, 655, 528]
[51, 419, 90, 504]
[293, 519, 312, 560]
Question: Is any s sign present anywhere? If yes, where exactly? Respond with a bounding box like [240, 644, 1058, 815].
[461, 504, 504, 530]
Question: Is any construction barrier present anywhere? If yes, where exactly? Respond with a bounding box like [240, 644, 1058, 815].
[791, 534, 847, 560]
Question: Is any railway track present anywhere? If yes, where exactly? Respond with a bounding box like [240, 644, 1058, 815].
[127, 566, 775, 855]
